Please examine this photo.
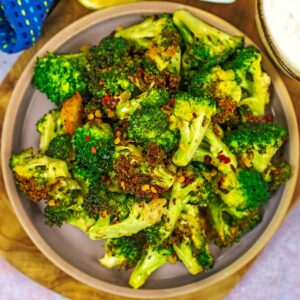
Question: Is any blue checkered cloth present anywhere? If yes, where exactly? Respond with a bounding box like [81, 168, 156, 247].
[0, 0, 56, 53]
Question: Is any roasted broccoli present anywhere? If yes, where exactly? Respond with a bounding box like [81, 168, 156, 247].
[224, 122, 288, 172]
[88, 198, 167, 240]
[72, 122, 114, 175]
[44, 178, 95, 231]
[116, 87, 168, 119]
[46, 134, 72, 161]
[170, 92, 216, 166]
[172, 205, 213, 274]
[33, 52, 88, 105]
[126, 105, 179, 153]
[207, 198, 261, 247]
[217, 168, 270, 211]
[173, 10, 243, 71]
[115, 14, 181, 74]
[129, 243, 176, 289]
[194, 125, 237, 174]
[36, 109, 65, 153]
[263, 162, 291, 192]
[87, 37, 130, 69]
[72, 166, 98, 195]
[224, 46, 271, 116]
[9, 148, 70, 202]
[165, 166, 212, 235]
[99, 236, 143, 269]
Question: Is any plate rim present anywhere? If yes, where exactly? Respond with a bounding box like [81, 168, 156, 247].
[1, 1, 299, 298]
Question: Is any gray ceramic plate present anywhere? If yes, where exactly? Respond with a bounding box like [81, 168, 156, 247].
[1, 2, 299, 298]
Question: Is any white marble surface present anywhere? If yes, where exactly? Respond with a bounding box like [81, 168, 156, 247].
[1, 51, 300, 299]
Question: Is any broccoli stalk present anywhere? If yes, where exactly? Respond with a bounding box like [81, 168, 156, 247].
[129, 244, 175, 289]
[173, 10, 243, 71]
[88, 198, 167, 240]
[172, 205, 213, 274]
[36, 109, 65, 153]
[165, 166, 211, 235]
[33, 52, 88, 105]
[194, 125, 237, 174]
[170, 92, 216, 166]
[224, 122, 288, 173]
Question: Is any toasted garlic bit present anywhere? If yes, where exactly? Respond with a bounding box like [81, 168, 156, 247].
[177, 176, 185, 183]
[141, 184, 150, 192]
[151, 186, 157, 193]
[179, 143, 185, 150]
[114, 137, 121, 145]
[48, 199, 56, 207]
[95, 109, 102, 118]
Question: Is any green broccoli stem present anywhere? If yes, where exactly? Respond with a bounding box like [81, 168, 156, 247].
[165, 179, 202, 234]
[172, 111, 208, 166]
[173, 240, 203, 275]
[129, 246, 172, 289]
[88, 199, 166, 240]
[194, 126, 237, 174]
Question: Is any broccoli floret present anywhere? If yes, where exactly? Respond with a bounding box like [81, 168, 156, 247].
[99, 236, 143, 269]
[224, 46, 271, 116]
[72, 166, 99, 195]
[224, 122, 288, 172]
[126, 106, 179, 153]
[88, 198, 167, 240]
[194, 125, 237, 174]
[87, 37, 130, 69]
[116, 87, 168, 119]
[45, 134, 72, 161]
[173, 10, 243, 71]
[184, 66, 242, 103]
[33, 52, 88, 105]
[36, 109, 65, 153]
[87, 63, 136, 99]
[115, 14, 181, 74]
[170, 92, 216, 166]
[172, 205, 213, 274]
[218, 169, 270, 211]
[10, 148, 70, 202]
[129, 244, 175, 289]
[72, 122, 114, 175]
[207, 198, 261, 247]
[44, 178, 95, 232]
[83, 180, 135, 220]
[263, 162, 291, 192]
[9, 148, 70, 201]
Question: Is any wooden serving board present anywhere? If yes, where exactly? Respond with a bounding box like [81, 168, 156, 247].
[0, 0, 299, 299]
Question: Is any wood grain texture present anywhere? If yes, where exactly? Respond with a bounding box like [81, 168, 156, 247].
[0, 0, 299, 299]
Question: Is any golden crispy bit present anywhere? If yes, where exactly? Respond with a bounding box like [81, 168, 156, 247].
[61, 91, 83, 135]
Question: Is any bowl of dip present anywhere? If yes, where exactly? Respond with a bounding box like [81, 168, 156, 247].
[256, 0, 300, 81]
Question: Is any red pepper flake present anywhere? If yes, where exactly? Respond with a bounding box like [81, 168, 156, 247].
[204, 155, 212, 164]
[91, 146, 97, 154]
[230, 164, 236, 172]
[184, 177, 193, 186]
[98, 141, 103, 147]
[217, 154, 231, 164]
[85, 135, 91, 142]
[169, 98, 176, 108]
[218, 175, 225, 186]
[137, 68, 143, 78]
[101, 94, 113, 105]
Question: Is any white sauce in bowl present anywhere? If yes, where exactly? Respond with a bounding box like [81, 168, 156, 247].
[263, 0, 300, 72]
